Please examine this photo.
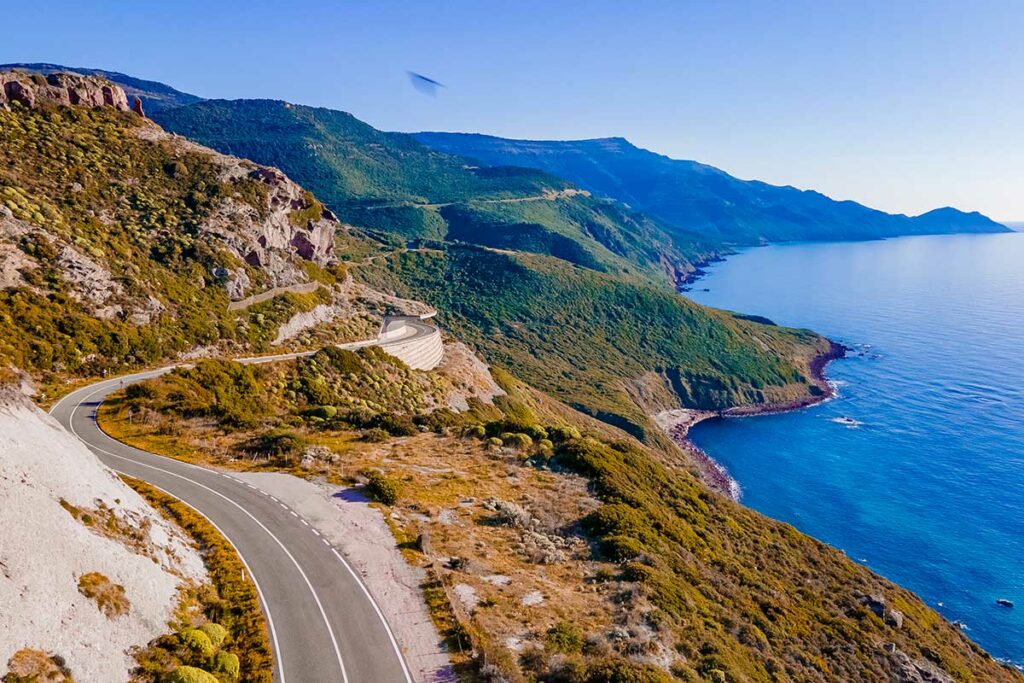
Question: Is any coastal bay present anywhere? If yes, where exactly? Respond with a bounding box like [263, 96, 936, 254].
[684, 232, 1024, 667]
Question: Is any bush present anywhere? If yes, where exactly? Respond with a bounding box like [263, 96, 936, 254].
[364, 471, 400, 505]
[239, 431, 304, 462]
[308, 405, 338, 419]
[414, 408, 459, 433]
[547, 425, 582, 443]
[500, 432, 532, 449]
[372, 413, 418, 437]
[199, 622, 228, 648]
[213, 651, 240, 678]
[463, 424, 487, 439]
[362, 427, 390, 443]
[545, 621, 583, 654]
[487, 437, 503, 448]
[78, 571, 130, 618]
[164, 666, 219, 683]
[581, 658, 674, 683]
[179, 628, 215, 658]
[125, 382, 156, 400]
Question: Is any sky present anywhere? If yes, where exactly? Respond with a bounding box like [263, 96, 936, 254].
[3, 0, 1022, 220]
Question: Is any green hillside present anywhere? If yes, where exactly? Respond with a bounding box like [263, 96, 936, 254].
[356, 245, 830, 439]
[413, 133, 1010, 245]
[0, 85, 366, 393]
[151, 100, 706, 281]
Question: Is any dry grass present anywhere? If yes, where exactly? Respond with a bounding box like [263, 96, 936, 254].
[58, 497, 156, 561]
[101, 391, 650, 673]
[77, 572, 130, 618]
[3, 649, 72, 683]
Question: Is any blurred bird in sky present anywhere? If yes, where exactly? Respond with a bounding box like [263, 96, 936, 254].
[408, 71, 445, 96]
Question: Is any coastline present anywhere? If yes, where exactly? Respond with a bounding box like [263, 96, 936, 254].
[654, 340, 847, 500]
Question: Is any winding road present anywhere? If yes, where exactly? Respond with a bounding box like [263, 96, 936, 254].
[48, 316, 443, 683]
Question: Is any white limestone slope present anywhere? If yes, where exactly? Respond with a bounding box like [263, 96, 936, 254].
[0, 391, 206, 681]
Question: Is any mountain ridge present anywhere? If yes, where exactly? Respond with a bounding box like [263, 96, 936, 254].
[412, 131, 1009, 244]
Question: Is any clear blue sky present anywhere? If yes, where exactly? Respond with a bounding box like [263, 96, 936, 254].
[3, 0, 1022, 219]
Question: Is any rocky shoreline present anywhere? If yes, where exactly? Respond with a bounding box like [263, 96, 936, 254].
[655, 341, 847, 500]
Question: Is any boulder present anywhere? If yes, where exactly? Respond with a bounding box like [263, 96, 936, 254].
[884, 608, 904, 629]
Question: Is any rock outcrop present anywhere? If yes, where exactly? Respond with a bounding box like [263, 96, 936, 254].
[0, 70, 129, 111]
[133, 124, 338, 297]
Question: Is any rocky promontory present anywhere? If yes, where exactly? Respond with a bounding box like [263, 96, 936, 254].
[0, 70, 129, 111]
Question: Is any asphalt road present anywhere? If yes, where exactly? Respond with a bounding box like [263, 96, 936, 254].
[47, 329, 435, 682]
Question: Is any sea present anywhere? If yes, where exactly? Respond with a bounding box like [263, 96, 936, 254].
[686, 232, 1024, 666]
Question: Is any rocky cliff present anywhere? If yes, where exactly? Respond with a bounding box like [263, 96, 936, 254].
[0, 70, 130, 111]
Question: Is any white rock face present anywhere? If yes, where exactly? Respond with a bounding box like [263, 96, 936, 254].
[0, 392, 206, 681]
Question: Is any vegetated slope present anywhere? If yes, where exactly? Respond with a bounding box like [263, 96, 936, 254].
[105, 355, 1024, 683]
[150, 99, 705, 281]
[357, 245, 831, 441]
[0, 62, 204, 112]
[0, 70, 386, 395]
[413, 133, 1010, 244]
[0, 390, 207, 682]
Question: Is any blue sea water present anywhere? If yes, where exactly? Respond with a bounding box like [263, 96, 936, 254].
[686, 232, 1024, 665]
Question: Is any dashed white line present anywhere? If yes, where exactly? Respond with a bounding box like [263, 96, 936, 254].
[301, 519, 309, 526]
[270, 496, 280, 503]
[312, 529, 321, 536]
[63, 385, 351, 683]
[290, 511, 299, 518]
[322, 538, 331, 546]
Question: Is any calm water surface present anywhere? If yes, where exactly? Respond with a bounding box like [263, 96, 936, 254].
[687, 232, 1024, 665]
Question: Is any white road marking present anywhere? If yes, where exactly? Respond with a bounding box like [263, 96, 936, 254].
[322, 538, 331, 546]
[330, 548, 417, 683]
[290, 511, 299, 518]
[52, 362, 419, 683]
[64, 385, 350, 683]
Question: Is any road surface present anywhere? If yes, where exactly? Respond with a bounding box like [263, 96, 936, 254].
[47, 318, 443, 682]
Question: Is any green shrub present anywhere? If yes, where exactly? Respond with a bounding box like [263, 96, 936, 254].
[239, 431, 304, 463]
[213, 651, 240, 679]
[500, 432, 532, 449]
[163, 666, 219, 683]
[178, 628, 215, 658]
[548, 425, 582, 443]
[463, 424, 487, 439]
[545, 621, 583, 654]
[364, 472, 400, 505]
[582, 658, 674, 683]
[308, 405, 338, 419]
[362, 427, 390, 443]
[372, 413, 418, 437]
[198, 622, 228, 648]
[487, 437, 503, 448]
